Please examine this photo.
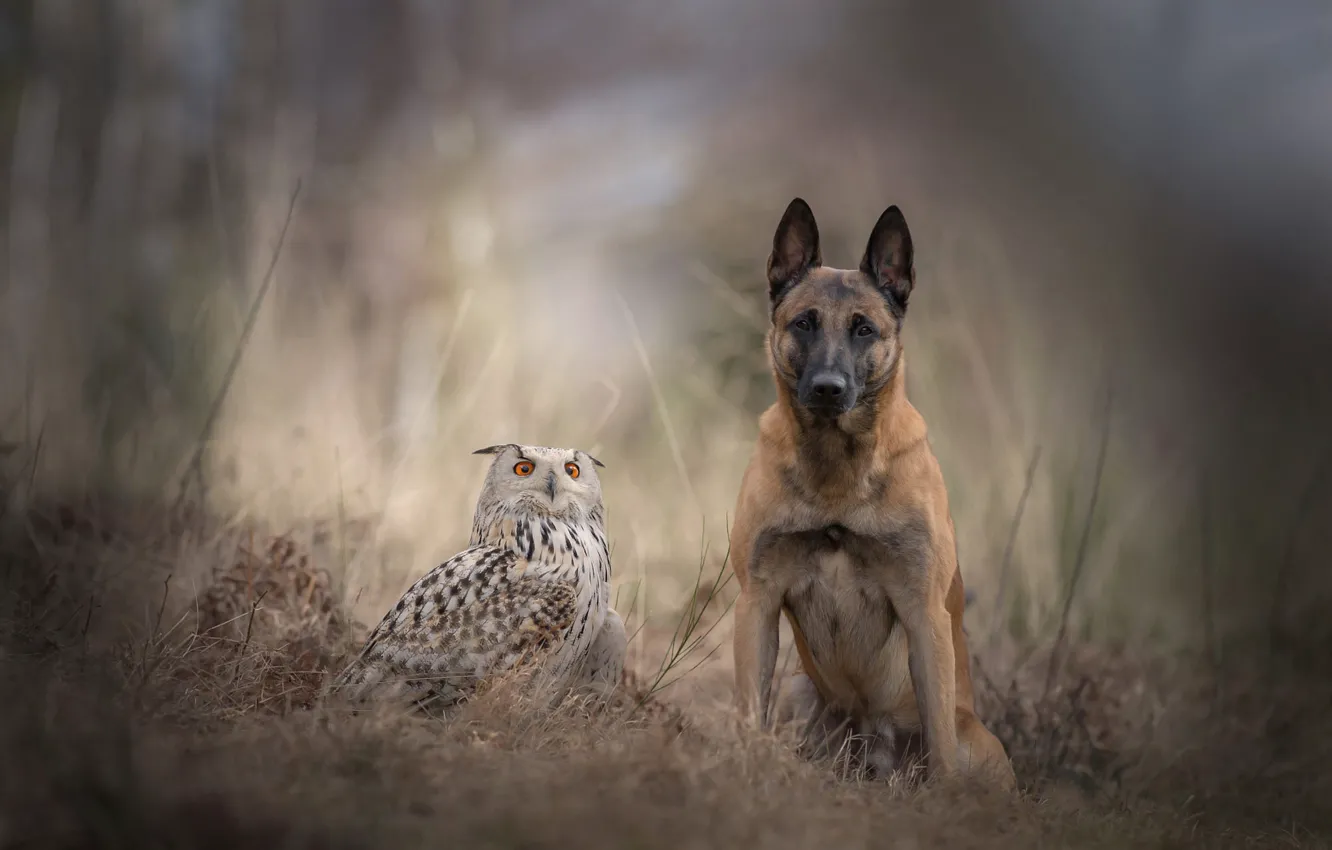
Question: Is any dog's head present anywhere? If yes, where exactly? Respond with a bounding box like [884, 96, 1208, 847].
[765, 197, 915, 420]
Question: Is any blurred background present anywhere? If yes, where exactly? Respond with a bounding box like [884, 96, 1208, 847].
[1, 0, 1330, 670]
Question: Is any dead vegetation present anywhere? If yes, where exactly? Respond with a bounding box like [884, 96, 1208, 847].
[3, 4, 1330, 848]
[1, 498, 1329, 850]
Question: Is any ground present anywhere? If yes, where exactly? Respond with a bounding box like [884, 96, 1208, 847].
[2, 499, 1329, 850]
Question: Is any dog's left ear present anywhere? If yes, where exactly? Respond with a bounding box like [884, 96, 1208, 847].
[859, 205, 915, 311]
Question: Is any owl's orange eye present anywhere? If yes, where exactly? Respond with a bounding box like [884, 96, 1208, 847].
[513, 461, 535, 476]
[564, 462, 580, 480]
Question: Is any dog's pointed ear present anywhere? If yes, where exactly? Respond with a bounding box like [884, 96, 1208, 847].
[472, 444, 516, 457]
[767, 197, 822, 309]
[859, 205, 915, 311]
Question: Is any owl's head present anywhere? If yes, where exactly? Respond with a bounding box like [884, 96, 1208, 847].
[471, 443, 606, 521]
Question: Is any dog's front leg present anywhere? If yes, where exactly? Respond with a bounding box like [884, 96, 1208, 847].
[733, 580, 783, 729]
[899, 590, 959, 778]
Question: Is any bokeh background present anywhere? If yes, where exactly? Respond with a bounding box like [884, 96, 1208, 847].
[2, 0, 1330, 686]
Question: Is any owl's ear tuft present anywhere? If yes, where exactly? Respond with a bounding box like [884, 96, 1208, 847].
[583, 452, 606, 469]
[472, 444, 516, 457]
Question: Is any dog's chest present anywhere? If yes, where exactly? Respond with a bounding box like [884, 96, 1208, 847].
[777, 524, 915, 714]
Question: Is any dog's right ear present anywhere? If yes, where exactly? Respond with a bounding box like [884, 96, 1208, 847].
[859, 205, 915, 311]
[767, 197, 822, 310]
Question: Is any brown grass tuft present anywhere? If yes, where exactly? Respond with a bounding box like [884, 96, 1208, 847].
[2, 503, 1329, 849]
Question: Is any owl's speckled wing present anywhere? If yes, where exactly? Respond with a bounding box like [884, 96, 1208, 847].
[330, 544, 578, 706]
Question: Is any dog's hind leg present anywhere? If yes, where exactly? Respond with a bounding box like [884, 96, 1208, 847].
[955, 706, 1017, 790]
[774, 671, 853, 764]
[859, 716, 901, 780]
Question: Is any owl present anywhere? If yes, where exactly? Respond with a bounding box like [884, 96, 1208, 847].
[329, 444, 626, 708]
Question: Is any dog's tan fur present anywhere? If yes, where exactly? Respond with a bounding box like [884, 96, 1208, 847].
[729, 198, 1015, 788]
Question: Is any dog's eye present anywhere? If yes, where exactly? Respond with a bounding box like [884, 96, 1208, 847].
[856, 324, 876, 338]
[794, 319, 812, 332]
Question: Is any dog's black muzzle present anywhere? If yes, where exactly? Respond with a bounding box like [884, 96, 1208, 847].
[797, 369, 858, 416]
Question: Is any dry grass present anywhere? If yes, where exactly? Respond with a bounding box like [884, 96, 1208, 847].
[2, 498, 1329, 850]
[4, 5, 1330, 847]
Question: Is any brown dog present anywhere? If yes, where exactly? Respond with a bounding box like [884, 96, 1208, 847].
[728, 198, 1015, 788]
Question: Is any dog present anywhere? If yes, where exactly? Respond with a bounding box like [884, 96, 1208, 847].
[727, 197, 1015, 789]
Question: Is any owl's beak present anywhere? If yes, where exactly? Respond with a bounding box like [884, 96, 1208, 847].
[545, 471, 558, 501]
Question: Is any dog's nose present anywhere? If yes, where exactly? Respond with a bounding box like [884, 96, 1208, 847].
[810, 373, 847, 401]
